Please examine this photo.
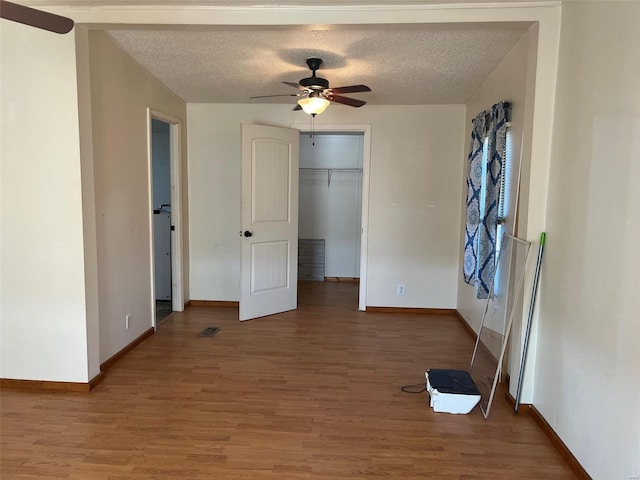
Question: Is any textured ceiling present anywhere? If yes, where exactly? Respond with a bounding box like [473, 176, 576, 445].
[107, 23, 528, 104]
[13, 0, 533, 104]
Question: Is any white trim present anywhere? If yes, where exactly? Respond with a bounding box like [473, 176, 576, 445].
[146, 113, 156, 329]
[515, 14, 561, 404]
[291, 123, 372, 312]
[47, 3, 560, 26]
[147, 108, 185, 330]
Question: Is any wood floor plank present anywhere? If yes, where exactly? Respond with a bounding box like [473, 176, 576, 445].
[1, 282, 577, 479]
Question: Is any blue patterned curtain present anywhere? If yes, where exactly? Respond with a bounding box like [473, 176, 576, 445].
[463, 101, 509, 299]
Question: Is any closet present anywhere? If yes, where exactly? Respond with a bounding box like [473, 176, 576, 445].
[298, 132, 364, 282]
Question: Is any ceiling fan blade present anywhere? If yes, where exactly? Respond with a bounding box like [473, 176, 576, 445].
[330, 85, 371, 94]
[0, 0, 74, 34]
[328, 95, 366, 108]
[283, 81, 307, 92]
[250, 93, 301, 99]
[293, 104, 302, 111]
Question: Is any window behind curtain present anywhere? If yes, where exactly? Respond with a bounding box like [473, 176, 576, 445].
[478, 127, 512, 295]
[495, 127, 513, 294]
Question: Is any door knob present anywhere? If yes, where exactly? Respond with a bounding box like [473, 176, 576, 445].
[243, 231, 253, 238]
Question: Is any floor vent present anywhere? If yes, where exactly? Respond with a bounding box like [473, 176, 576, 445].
[198, 327, 219, 337]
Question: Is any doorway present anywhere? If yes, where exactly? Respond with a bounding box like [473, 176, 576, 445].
[151, 118, 172, 322]
[294, 125, 371, 310]
[147, 109, 184, 328]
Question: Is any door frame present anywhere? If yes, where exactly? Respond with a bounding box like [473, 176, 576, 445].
[146, 108, 184, 328]
[291, 123, 371, 311]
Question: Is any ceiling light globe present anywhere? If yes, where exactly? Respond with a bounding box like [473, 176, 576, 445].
[298, 96, 330, 115]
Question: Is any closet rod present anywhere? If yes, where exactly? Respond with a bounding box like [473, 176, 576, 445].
[299, 167, 362, 186]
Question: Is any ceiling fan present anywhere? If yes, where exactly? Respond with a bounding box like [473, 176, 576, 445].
[0, 0, 74, 34]
[250, 57, 371, 115]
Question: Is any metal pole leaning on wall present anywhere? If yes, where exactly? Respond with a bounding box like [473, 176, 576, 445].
[514, 232, 546, 413]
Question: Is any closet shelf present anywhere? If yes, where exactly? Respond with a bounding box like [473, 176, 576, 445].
[300, 167, 363, 186]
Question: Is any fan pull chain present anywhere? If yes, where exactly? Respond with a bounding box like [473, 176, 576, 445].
[310, 113, 316, 146]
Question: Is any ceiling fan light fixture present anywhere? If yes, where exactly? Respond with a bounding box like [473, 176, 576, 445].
[254, 57, 370, 112]
[298, 95, 330, 115]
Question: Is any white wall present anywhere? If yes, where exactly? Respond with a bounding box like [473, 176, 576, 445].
[188, 104, 465, 308]
[299, 133, 363, 278]
[0, 22, 91, 382]
[187, 105, 293, 301]
[535, 2, 640, 479]
[88, 31, 187, 363]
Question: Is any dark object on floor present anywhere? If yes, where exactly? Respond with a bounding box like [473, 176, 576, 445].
[427, 369, 480, 395]
[298, 239, 325, 281]
[156, 300, 172, 322]
[198, 327, 219, 337]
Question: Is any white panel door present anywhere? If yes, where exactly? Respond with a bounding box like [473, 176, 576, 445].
[240, 124, 299, 321]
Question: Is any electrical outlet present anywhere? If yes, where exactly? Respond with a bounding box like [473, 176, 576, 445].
[397, 284, 406, 296]
[125, 314, 131, 330]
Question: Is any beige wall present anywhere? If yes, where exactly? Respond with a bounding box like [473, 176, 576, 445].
[457, 30, 534, 331]
[0, 22, 91, 382]
[187, 104, 465, 309]
[456, 29, 539, 399]
[536, 2, 640, 478]
[88, 31, 188, 363]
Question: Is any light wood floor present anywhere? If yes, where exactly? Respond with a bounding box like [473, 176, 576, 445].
[1, 282, 576, 479]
